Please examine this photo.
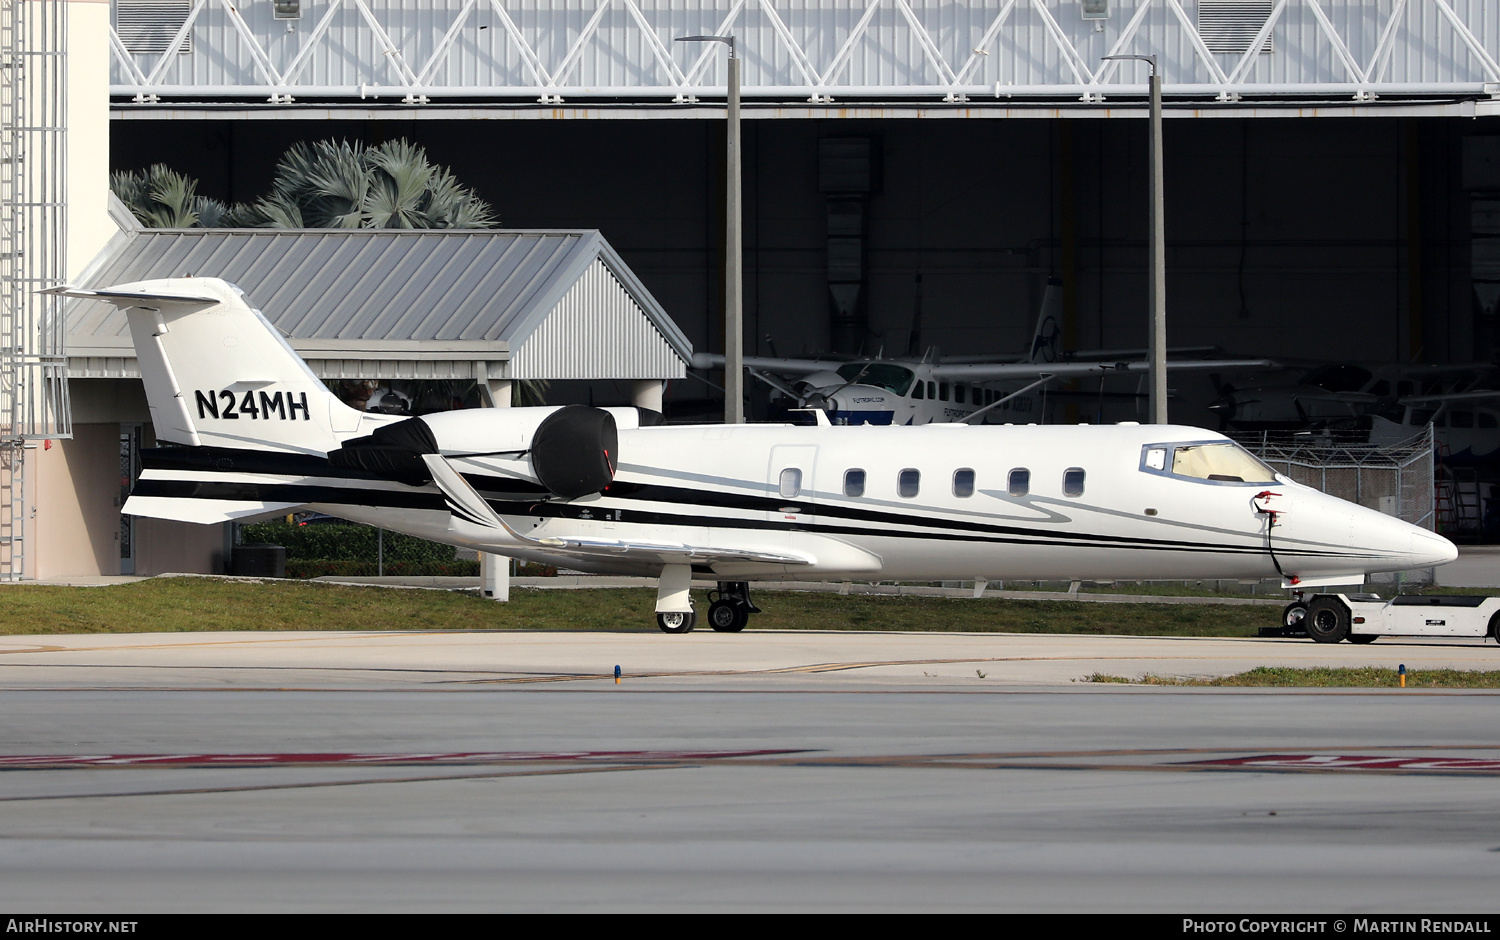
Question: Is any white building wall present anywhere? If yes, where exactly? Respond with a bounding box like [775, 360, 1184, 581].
[509, 258, 689, 380]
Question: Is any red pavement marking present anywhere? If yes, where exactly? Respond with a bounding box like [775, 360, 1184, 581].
[1185, 754, 1500, 773]
[0, 749, 803, 768]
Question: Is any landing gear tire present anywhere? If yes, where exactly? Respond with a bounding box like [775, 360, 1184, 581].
[1305, 597, 1350, 644]
[1489, 612, 1500, 645]
[707, 600, 749, 633]
[657, 609, 696, 634]
[1281, 602, 1308, 634]
[1347, 634, 1378, 644]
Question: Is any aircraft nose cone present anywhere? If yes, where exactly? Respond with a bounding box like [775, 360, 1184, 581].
[1344, 504, 1456, 571]
[1411, 530, 1459, 568]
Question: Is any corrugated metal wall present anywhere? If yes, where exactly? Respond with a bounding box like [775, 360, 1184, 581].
[510, 257, 686, 380]
[110, 0, 1500, 99]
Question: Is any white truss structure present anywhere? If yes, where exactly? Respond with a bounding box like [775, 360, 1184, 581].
[109, 0, 1500, 107]
[1, 0, 69, 580]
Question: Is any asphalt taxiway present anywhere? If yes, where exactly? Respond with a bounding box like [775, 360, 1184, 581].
[2, 629, 1498, 912]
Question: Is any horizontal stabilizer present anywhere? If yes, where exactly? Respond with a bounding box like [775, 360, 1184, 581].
[123, 495, 303, 525]
[43, 286, 221, 311]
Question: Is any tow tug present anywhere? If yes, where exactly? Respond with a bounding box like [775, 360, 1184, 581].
[1269, 593, 1500, 644]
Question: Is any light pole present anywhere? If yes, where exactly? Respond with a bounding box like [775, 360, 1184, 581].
[677, 34, 743, 424]
[1102, 54, 1166, 424]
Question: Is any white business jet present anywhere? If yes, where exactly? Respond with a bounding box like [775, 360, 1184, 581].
[56, 278, 1456, 633]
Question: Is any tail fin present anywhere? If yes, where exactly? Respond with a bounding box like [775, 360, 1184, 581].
[55, 278, 367, 456]
[1025, 277, 1063, 364]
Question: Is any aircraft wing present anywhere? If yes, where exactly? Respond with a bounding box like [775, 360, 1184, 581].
[421, 454, 812, 567]
[1396, 389, 1500, 405]
[929, 358, 1277, 381]
[938, 345, 1221, 365]
[691, 352, 842, 376]
[523, 535, 812, 566]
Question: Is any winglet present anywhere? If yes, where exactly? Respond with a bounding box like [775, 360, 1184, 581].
[421, 454, 507, 530]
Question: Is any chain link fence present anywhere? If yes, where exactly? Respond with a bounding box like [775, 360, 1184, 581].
[1236, 425, 1437, 586]
[238, 519, 480, 579]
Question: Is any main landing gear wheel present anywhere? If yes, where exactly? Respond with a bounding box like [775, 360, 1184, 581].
[706, 581, 759, 633]
[707, 600, 750, 633]
[1347, 634, 1378, 644]
[656, 609, 696, 634]
[1305, 597, 1350, 644]
[1489, 612, 1500, 645]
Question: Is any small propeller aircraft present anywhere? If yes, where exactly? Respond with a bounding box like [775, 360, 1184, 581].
[696, 279, 1277, 426]
[55, 278, 1456, 633]
[1207, 362, 1496, 433]
[1365, 390, 1500, 468]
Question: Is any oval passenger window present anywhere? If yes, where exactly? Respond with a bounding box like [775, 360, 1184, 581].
[1064, 468, 1085, 497]
[844, 469, 866, 497]
[779, 468, 802, 498]
[953, 469, 975, 498]
[899, 469, 920, 498]
[1008, 469, 1030, 497]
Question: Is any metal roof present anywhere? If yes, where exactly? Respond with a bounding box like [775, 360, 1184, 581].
[66, 228, 692, 381]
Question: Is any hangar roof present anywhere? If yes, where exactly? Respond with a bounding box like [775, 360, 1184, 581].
[66, 227, 691, 382]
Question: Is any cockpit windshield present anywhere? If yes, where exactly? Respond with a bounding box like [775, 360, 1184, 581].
[836, 363, 916, 396]
[1170, 443, 1278, 484]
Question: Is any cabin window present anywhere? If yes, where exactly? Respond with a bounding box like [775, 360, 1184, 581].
[779, 468, 802, 498]
[927, 381, 936, 399]
[1063, 468, 1086, 497]
[843, 469, 866, 497]
[939, 383, 950, 402]
[954, 386, 966, 404]
[1008, 468, 1030, 497]
[899, 469, 921, 498]
[1481, 412, 1499, 429]
[912, 382, 924, 400]
[953, 469, 975, 498]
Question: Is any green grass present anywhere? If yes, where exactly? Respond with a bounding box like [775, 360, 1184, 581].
[0, 578, 1281, 636]
[1085, 666, 1500, 688]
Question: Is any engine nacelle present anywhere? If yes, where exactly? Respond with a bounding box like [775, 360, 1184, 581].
[330, 404, 651, 498]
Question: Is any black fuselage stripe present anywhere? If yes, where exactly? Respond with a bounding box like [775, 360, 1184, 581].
[132, 472, 1373, 561]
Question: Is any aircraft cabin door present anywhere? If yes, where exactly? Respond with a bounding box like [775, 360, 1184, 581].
[767, 445, 818, 528]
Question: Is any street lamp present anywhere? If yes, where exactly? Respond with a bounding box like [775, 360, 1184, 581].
[677, 34, 743, 424]
[1102, 53, 1166, 424]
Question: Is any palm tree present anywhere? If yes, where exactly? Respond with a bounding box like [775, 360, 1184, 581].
[112, 139, 495, 230]
[111, 165, 230, 229]
[243, 139, 495, 229]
